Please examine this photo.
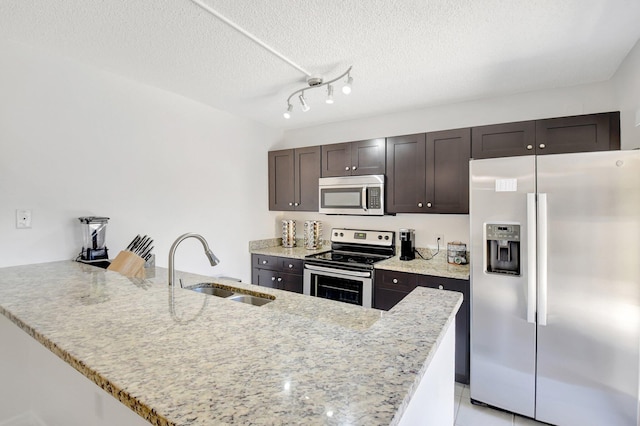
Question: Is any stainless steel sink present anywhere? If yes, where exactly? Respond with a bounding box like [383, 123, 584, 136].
[190, 285, 235, 298]
[187, 283, 273, 306]
[227, 294, 272, 306]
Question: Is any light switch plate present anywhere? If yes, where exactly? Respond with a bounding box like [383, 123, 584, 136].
[16, 209, 32, 229]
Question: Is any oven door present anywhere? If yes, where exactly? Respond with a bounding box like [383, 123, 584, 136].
[303, 264, 372, 308]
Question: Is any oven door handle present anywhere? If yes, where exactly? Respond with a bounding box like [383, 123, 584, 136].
[304, 264, 372, 278]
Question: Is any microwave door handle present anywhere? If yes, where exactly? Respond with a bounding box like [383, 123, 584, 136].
[362, 186, 368, 211]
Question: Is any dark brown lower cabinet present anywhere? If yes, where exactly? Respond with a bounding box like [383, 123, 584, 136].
[251, 254, 303, 294]
[374, 269, 470, 384]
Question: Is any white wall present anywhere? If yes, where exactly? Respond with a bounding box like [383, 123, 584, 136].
[0, 40, 280, 281]
[279, 67, 634, 250]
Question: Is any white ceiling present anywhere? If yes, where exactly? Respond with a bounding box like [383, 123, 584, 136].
[2, 0, 640, 130]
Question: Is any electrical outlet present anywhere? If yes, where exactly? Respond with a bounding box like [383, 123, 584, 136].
[434, 234, 444, 248]
[16, 209, 32, 229]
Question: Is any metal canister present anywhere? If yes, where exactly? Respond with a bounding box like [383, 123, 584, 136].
[447, 241, 468, 265]
[304, 220, 322, 249]
[282, 220, 296, 248]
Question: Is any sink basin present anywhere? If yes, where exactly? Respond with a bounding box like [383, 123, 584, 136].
[227, 294, 272, 306]
[189, 284, 235, 298]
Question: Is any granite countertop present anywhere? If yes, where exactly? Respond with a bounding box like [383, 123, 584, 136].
[249, 239, 470, 280]
[0, 261, 461, 426]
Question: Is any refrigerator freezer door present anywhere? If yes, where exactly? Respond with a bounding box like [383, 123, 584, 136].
[469, 156, 537, 417]
[535, 150, 640, 425]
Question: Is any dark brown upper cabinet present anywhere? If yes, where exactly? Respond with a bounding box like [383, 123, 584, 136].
[386, 129, 471, 214]
[321, 138, 386, 177]
[472, 112, 620, 159]
[268, 146, 321, 211]
[472, 120, 536, 159]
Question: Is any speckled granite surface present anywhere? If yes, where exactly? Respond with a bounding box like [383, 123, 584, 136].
[249, 240, 470, 280]
[249, 238, 331, 259]
[0, 261, 461, 426]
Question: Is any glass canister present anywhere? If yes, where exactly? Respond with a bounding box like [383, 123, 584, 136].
[282, 220, 296, 248]
[304, 220, 323, 249]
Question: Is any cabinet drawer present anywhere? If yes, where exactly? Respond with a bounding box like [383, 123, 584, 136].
[375, 270, 418, 293]
[253, 254, 280, 270]
[280, 258, 303, 274]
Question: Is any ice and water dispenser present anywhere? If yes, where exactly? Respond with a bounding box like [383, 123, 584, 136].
[485, 224, 520, 275]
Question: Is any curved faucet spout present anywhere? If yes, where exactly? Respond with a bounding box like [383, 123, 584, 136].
[168, 233, 220, 290]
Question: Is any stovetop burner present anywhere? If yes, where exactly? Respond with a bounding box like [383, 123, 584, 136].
[304, 228, 396, 270]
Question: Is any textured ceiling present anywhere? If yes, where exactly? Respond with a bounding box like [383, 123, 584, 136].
[2, 0, 640, 130]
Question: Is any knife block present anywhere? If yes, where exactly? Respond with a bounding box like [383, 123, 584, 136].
[107, 251, 146, 278]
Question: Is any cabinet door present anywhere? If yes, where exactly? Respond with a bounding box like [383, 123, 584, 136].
[321, 143, 351, 177]
[373, 270, 418, 309]
[417, 275, 470, 384]
[255, 268, 278, 288]
[268, 149, 294, 211]
[535, 112, 619, 155]
[425, 128, 471, 214]
[471, 121, 536, 159]
[280, 272, 303, 294]
[386, 134, 427, 213]
[294, 146, 321, 211]
[351, 138, 386, 175]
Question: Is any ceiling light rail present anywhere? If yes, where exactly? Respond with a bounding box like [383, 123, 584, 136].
[284, 66, 353, 119]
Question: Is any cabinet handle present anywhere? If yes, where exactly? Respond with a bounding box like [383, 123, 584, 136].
[417, 202, 423, 208]
[262, 260, 267, 264]
[427, 202, 432, 208]
[393, 278, 398, 284]
[352, 166, 357, 170]
[438, 285, 444, 290]
[345, 166, 350, 171]
[294, 202, 299, 206]
[526, 144, 533, 150]
[539, 143, 546, 149]
[288, 202, 293, 206]
[277, 277, 282, 282]
[271, 277, 276, 281]
[288, 264, 293, 268]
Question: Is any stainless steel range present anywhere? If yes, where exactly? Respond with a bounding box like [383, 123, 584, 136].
[303, 228, 395, 308]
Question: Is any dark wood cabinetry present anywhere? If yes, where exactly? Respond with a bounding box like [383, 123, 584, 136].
[268, 146, 321, 211]
[471, 112, 620, 159]
[321, 138, 386, 177]
[374, 269, 470, 384]
[386, 129, 471, 214]
[251, 254, 303, 294]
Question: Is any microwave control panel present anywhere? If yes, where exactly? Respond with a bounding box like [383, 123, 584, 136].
[367, 187, 381, 209]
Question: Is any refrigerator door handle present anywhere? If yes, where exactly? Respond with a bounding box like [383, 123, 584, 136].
[538, 193, 548, 326]
[526, 193, 537, 324]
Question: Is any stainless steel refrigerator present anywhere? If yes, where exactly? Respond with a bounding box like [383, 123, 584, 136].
[469, 150, 640, 425]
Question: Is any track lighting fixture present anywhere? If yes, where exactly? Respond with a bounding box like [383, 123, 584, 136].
[284, 66, 352, 119]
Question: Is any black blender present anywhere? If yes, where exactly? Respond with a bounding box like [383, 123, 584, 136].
[78, 217, 110, 263]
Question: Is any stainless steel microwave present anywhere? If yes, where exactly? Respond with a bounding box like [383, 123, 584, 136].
[318, 175, 385, 215]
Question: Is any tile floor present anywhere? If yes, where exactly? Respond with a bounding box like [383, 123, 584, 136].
[454, 383, 550, 426]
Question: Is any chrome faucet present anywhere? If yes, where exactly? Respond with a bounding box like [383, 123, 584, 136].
[168, 233, 220, 290]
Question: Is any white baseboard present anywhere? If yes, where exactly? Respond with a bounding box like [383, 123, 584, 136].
[0, 412, 47, 426]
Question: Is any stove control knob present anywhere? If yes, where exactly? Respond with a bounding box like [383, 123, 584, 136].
[334, 232, 338, 237]
[378, 235, 382, 240]
[340, 232, 344, 237]
[385, 236, 389, 240]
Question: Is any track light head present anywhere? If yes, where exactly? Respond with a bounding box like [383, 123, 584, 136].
[283, 103, 293, 119]
[342, 75, 353, 95]
[299, 94, 310, 112]
[326, 85, 334, 104]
